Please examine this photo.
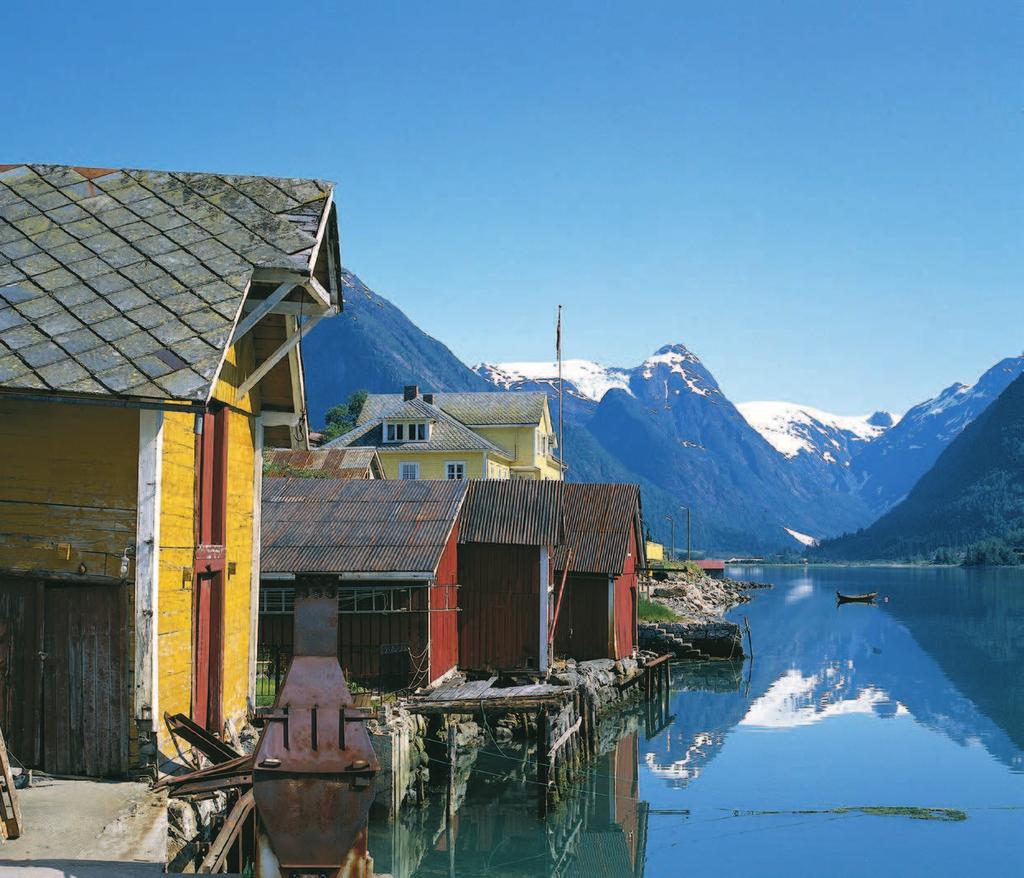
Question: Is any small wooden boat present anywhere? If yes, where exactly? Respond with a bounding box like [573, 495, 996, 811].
[836, 591, 878, 604]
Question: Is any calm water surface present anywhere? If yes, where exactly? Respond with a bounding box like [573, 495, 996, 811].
[371, 566, 1024, 877]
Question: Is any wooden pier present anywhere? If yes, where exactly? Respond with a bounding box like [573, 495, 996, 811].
[406, 657, 673, 816]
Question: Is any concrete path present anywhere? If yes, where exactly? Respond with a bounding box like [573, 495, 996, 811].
[0, 777, 166, 878]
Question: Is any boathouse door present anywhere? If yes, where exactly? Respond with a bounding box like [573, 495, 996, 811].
[41, 583, 129, 777]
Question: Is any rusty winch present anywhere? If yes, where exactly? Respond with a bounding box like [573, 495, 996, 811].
[160, 585, 379, 877]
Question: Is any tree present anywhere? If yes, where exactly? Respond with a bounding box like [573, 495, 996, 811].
[321, 389, 368, 441]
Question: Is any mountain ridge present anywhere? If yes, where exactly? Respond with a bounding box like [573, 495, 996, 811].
[813, 372, 1024, 560]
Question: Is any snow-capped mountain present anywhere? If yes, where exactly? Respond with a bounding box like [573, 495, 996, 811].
[736, 401, 898, 467]
[852, 356, 1024, 514]
[304, 275, 1023, 553]
[475, 359, 632, 403]
[479, 344, 874, 549]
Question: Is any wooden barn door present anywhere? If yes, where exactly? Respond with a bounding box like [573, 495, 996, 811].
[0, 579, 43, 767]
[565, 576, 611, 661]
[41, 584, 128, 777]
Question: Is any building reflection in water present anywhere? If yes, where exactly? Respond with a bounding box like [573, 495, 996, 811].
[370, 727, 649, 878]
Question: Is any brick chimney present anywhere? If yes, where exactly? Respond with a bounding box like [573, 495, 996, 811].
[403, 384, 419, 401]
[422, 393, 434, 405]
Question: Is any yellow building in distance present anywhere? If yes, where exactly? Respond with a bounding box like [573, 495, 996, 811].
[0, 163, 341, 776]
[326, 385, 565, 481]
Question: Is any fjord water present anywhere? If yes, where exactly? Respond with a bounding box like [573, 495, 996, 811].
[372, 566, 1024, 877]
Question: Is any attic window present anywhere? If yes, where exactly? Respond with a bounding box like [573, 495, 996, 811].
[386, 421, 428, 442]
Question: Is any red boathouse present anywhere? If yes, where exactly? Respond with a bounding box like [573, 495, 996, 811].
[552, 483, 645, 661]
[259, 478, 467, 692]
[457, 480, 563, 673]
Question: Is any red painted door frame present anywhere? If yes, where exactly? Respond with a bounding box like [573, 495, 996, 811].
[193, 407, 228, 732]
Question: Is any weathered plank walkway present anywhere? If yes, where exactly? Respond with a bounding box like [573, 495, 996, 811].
[406, 676, 573, 714]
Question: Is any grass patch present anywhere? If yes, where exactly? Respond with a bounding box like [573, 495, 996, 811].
[638, 597, 680, 622]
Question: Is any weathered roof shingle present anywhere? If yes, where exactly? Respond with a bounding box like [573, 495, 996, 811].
[0, 163, 336, 402]
[358, 391, 548, 427]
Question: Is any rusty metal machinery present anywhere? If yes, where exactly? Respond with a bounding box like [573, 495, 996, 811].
[163, 585, 379, 877]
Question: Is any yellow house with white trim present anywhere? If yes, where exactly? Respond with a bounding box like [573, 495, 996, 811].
[326, 386, 565, 481]
[0, 163, 340, 776]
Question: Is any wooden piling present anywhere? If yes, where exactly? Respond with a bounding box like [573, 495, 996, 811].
[537, 710, 550, 818]
[446, 722, 457, 819]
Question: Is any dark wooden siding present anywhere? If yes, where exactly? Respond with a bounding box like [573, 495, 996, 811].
[42, 584, 128, 776]
[554, 574, 611, 661]
[0, 578, 42, 765]
[458, 542, 541, 671]
[336, 593, 426, 687]
[429, 525, 460, 681]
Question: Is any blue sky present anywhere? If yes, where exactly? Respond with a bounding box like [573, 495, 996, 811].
[4, 1, 1022, 413]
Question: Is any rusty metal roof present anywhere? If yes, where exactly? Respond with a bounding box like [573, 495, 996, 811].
[262, 478, 467, 575]
[263, 447, 381, 480]
[458, 480, 563, 547]
[553, 483, 644, 575]
[0, 163, 337, 402]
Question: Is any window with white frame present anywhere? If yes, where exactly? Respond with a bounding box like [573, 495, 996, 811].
[445, 461, 466, 480]
[386, 421, 428, 442]
[399, 461, 420, 480]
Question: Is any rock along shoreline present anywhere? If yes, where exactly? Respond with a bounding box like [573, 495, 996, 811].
[639, 565, 772, 659]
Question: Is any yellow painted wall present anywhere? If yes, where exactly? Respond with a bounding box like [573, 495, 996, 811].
[0, 399, 138, 576]
[377, 451, 488, 480]
[476, 422, 564, 481]
[155, 338, 259, 751]
[156, 410, 197, 742]
[210, 341, 257, 734]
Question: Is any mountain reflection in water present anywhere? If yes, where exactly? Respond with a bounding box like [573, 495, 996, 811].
[372, 567, 1024, 877]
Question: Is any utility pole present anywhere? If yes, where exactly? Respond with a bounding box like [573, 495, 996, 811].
[681, 505, 692, 561]
[664, 514, 676, 562]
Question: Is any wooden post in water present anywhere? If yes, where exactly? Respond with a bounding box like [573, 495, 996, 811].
[447, 721, 458, 820]
[537, 710, 551, 818]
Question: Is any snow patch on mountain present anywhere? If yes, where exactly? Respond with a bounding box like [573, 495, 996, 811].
[785, 527, 820, 547]
[474, 359, 633, 402]
[737, 401, 895, 460]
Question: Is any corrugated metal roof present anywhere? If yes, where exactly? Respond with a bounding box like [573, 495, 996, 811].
[0, 163, 336, 402]
[262, 478, 468, 575]
[458, 480, 563, 547]
[553, 483, 644, 575]
[325, 396, 513, 457]
[263, 447, 380, 479]
[358, 391, 548, 426]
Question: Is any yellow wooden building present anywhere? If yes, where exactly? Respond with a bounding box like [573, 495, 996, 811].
[0, 163, 341, 776]
[325, 386, 565, 481]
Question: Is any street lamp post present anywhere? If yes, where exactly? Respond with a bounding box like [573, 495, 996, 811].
[664, 514, 676, 562]
[680, 506, 692, 561]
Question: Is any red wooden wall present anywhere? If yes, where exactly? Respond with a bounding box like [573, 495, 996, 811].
[429, 524, 460, 681]
[458, 542, 541, 670]
[613, 520, 639, 659]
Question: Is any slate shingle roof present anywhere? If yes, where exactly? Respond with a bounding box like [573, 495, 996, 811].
[327, 396, 513, 457]
[0, 163, 336, 401]
[357, 391, 548, 427]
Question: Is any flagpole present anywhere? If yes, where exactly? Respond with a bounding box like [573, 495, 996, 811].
[557, 305, 564, 481]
